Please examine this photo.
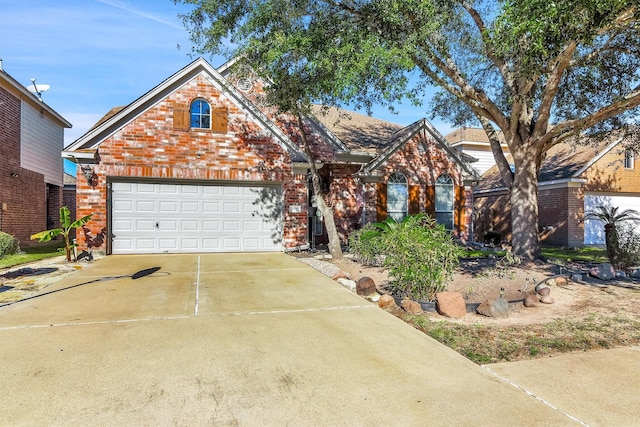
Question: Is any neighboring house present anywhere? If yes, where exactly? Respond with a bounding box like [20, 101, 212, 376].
[0, 62, 72, 245]
[63, 58, 479, 255]
[473, 134, 640, 247]
[445, 127, 510, 175]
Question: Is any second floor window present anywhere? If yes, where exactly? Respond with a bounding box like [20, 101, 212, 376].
[190, 100, 211, 129]
[625, 149, 635, 169]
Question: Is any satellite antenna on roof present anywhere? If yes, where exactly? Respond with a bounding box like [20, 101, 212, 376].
[28, 78, 50, 101]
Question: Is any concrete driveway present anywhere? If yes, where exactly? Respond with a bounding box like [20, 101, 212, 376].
[0, 253, 604, 425]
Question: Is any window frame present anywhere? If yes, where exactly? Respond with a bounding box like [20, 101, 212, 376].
[387, 172, 409, 223]
[190, 99, 211, 130]
[435, 174, 454, 230]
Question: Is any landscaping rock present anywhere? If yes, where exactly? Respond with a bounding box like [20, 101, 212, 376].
[555, 276, 568, 286]
[356, 277, 377, 296]
[571, 274, 583, 282]
[336, 278, 356, 291]
[540, 295, 555, 304]
[537, 286, 551, 297]
[378, 294, 398, 310]
[523, 294, 539, 307]
[364, 292, 381, 303]
[332, 270, 350, 281]
[476, 298, 509, 317]
[590, 263, 616, 280]
[435, 291, 466, 319]
[401, 299, 423, 315]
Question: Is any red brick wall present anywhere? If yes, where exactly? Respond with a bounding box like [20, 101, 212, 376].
[475, 185, 585, 247]
[0, 86, 51, 246]
[76, 75, 307, 251]
[374, 137, 470, 239]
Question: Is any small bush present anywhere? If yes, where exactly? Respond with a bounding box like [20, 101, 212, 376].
[0, 231, 20, 258]
[616, 222, 640, 270]
[348, 224, 386, 266]
[349, 214, 463, 301]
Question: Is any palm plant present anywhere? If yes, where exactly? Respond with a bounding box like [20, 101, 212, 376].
[584, 205, 640, 269]
[31, 206, 92, 262]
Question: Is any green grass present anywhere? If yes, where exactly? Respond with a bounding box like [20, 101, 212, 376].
[463, 246, 607, 263]
[0, 241, 66, 269]
[541, 246, 607, 263]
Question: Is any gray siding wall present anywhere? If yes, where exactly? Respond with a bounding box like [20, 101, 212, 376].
[20, 101, 64, 186]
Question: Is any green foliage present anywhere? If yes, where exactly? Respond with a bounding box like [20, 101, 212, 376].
[616, 222, 640, 270]
[349, 214, 463, 301]
[0, 231, 20, 258]
[584, 205, 640, 269]
[348, 223, 386, 266]
[31, 206, 92, 262]
[0, 242, 65, 269]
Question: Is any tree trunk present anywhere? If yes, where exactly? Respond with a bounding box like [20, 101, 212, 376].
[604, 224, 619, 268]
[296, 114, 343, 260]
[510, 153, 541, 261]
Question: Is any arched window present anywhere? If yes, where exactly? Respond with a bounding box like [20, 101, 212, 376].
[190, 99, 211, 129]
[435, 174, 454, 230]
[387, 172, 408, 222]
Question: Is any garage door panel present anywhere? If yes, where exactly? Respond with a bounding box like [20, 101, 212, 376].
[136, 201, 156, 212]
[182, 220, 199, 232]
[181, 201, 199, 213]
[135, 220, 156, 232]
[112, 182, 283, 254]
[202, 238, 221, 250]
[136, 183, 157, 194]
[223, 202, 241, 214]
[222, 220, 240, 231]
[223, 238, 240, 249]
[159, 201, 179, 213]
[203, 202, 220, 214]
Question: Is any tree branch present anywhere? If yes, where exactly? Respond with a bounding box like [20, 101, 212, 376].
[533, 41, 578, 140]
[540, 85, 640, 146]
[478, 117, 513, 189]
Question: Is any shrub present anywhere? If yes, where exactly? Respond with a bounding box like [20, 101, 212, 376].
[349, 214, 463, 301]
[616, 222, 640, 270]
[348, 223, 386, 266]
[0, 231, 20, 258]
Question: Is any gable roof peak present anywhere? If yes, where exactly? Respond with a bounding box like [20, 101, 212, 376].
[63, 57, 306, 162]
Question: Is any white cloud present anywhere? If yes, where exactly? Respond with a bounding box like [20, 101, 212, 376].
[97, 0, 185, 30]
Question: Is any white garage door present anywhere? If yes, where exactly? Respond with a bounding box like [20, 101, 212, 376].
[584, 194, 640, 245]
[111, 182, 283, 254]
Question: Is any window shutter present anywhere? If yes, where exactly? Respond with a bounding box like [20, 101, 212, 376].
[424, 185, 435, 216]
[173, 103, 190, 131]
[211, 107, 228, 133]
[376, 183, 387, 222]
[408, 185, 420, 214]
[455, 186, 465, 232]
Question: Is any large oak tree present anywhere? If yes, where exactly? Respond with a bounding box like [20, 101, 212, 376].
[176, 0, 640, 261]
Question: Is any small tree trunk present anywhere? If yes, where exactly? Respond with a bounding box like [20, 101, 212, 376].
[604, 224, 619, 268]
[510, 156, 541, 261]
[296, 113, 343, 260]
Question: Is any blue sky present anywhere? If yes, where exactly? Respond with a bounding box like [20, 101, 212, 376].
[2, 1, 452, 175]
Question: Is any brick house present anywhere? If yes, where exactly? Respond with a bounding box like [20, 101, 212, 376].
[63, 58, 479, 255]
[0, 63, 71, 246]
[471, 132, 640, 247]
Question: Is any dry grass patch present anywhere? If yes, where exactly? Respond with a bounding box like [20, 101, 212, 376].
[402, 312, 640, 364]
